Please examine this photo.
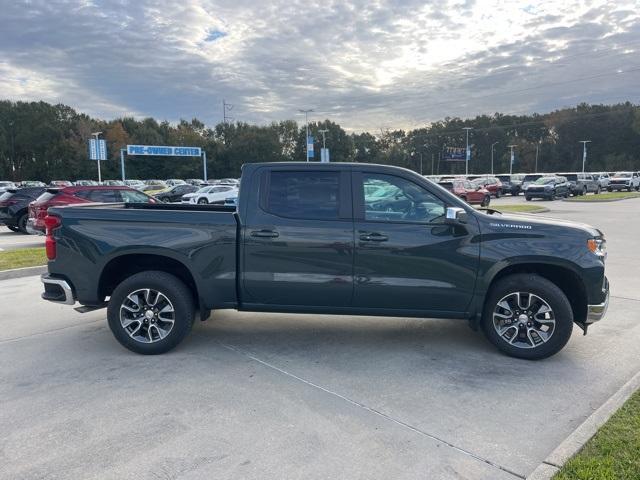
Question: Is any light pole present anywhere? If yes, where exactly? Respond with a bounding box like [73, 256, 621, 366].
[491, 142, 498, 175]
[298, 109, 313, 161]
[579, 140, 592, 173]
[462, 127, 473, 175]
[508, 144, 517, 175]
[91, 131, 103, 183]
[318, 128, 329, 162]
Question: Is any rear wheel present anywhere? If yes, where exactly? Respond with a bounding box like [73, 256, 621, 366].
[481, 195, 490, 207]
[595, 186, 601, 194]
[525, 196, 531, 201]
[107, 271, 195, 354]
[482, 274, 574, 360]
[197, 198, 208, 204]
[17, 213, 29, 234]
[495, 190, 501, 198]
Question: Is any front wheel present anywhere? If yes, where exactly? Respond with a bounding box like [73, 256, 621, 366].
[525, 196, 532, 201]
[197, 198, 208, 204]
[17, 213, 29, 234]
[481, 273, 574, 360]
[481, 195, 490, 207]
[107, 271, 195, 354]
[595, 186, 601, 194]
[495, 190, 501, 198]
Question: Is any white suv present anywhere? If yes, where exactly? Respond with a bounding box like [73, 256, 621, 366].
[608, 172, 640, 192]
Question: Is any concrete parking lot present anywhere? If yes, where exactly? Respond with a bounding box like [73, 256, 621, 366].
[1, 199, 639, 479]
[0, 228, 43, 251]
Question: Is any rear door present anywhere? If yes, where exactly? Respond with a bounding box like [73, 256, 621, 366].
[242, 167, 354, 307]
[352, 170, 479, 313]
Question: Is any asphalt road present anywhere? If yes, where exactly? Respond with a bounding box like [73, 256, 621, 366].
[1, 198, 639, 479]
[0, 228, 43, 251]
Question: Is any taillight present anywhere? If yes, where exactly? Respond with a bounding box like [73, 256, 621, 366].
[44, 215, 61, 260]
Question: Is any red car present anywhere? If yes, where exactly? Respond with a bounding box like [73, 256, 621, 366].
[27, 186, 156, 234]
[471, 176, 503, 197]
[438, 179, 491, 206]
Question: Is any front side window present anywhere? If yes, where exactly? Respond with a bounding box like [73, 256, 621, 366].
[266, 171, 340, 220]
[363, 173, 445, 223]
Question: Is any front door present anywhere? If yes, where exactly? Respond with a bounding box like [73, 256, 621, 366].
[352, 171, 479, 314]
[242, 168, 354, 307]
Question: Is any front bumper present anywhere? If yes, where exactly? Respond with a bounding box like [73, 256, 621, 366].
[586, 277, 609, 324]
[41, 274, 76, 305]
[609, 183, 631, 190]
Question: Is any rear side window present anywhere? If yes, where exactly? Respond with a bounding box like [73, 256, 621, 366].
[265, 171, 340, 220]
[35, 192, 59, 203]
[75, 189, 118, 202]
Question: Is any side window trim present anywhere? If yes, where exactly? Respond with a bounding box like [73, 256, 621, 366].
[354, 171, 448, 225]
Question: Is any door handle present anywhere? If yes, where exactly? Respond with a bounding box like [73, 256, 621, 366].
[359, 232, 388, 242]
[251, 230, 279, 238]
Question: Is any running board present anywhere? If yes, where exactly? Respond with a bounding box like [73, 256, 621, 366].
[74, 304, 106, 313]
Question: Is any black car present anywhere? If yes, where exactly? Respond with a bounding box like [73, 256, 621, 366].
[524, 176, 570, 201]
[153, 184, 199, 203]
[496, 174, 524, 196]
[0, 187, 46, 233]
[41, 162, 608, 360]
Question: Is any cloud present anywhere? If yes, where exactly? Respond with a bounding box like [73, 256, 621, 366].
[0, 0, 638, 132]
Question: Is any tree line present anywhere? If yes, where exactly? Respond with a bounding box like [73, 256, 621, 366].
[0, 99, 639, 182]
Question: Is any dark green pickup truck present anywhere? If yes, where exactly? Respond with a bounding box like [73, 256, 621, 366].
[41, 163, 609, 359]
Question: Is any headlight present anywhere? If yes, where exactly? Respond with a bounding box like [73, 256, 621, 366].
[587, 237, 606, 259]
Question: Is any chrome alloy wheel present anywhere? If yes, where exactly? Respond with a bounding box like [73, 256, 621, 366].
[119, 289, 175, 343]
[492, 292, 556, 349]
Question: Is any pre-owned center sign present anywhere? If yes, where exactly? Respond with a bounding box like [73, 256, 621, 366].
[127, 145, 202, 157]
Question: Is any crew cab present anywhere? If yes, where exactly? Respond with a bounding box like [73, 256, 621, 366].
[40, 163, 609, 360]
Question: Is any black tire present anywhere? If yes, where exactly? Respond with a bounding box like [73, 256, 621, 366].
[595, 186, 601, 194]
[17, 213, 29, 234]
[481, 195, 490, 207]
[628, 186, 633, 192]
[495, 190, 501, 199]
[197, 198, 208, 204]
[107, 271, 195, 355]
[460, 196, 467, 203]
[582, 187, 587, 196]
[7, 225, 19, 232]
[607, 187, 612, 192]
[525, 196, 531, 201]
[481, 273, 574, 360]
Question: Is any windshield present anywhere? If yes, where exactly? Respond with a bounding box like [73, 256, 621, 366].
[561, 174, 577, 181]
[534, 177, 555, 185]
[523, 175, 542, 182]
[615, 172, 631, 178]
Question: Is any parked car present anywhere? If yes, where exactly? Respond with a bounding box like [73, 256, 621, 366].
[557, 173, 600, 196]
[521, 174, 543, 191]
[165, 179, 187, 186]
[185, 178, 206, 186]
[154, 184, 199, 203]
[496, 174, 524, 196]
[0, 187, 46, 233]
[102, 180, 125, 186]
[525, 176, 570, 201]
[48, 180, 73, 187]
[182, 185, 238, 204]
[210, 178, 240, 186]
[40, 162, 609, 360]
[124, 180, 145, 189]
[74, 180, 99, 186]
[0, 181, 16, 193]
[438, 179, 490, 206]
[608, 172, 640, 192]
[471, 176, 503, 198]
[141, 180, 167, 193]
[27, 186, 156, 234]
[593, 172, 610, 190]
[20, 180, 46, 187]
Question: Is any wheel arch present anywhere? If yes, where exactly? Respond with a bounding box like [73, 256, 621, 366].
[98, 253, 201, 311]
[480, 261, 588, 326]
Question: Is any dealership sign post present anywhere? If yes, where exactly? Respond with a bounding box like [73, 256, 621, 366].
[121, 145, 207, 181]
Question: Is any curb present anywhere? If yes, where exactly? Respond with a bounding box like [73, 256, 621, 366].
[563, 195, 640, 203]
[0, 265, 47, 281]
[527, 369, 640, 479]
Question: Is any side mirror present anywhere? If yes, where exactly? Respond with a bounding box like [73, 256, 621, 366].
[445, 207, 468, 224]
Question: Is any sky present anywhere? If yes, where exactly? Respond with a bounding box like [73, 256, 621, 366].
[1, 0, 639, 131]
